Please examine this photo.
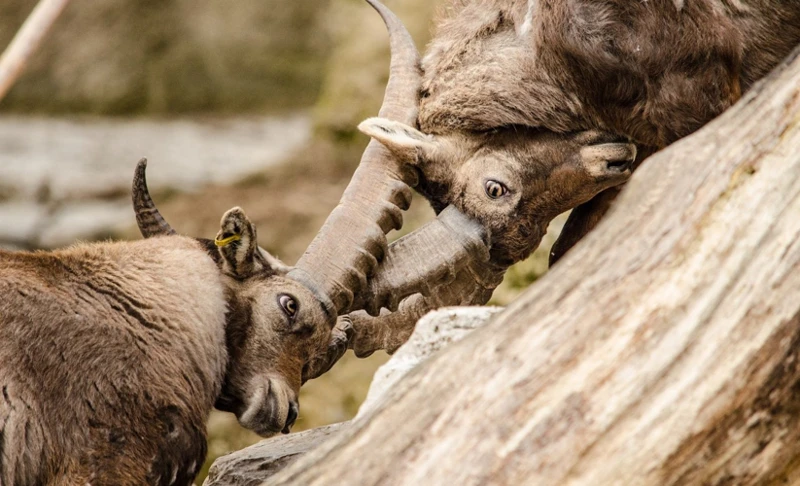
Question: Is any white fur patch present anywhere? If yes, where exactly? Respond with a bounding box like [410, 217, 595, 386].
[519, 0, 537, 36]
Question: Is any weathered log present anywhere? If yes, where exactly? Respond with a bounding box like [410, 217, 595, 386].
[265, 45, 800, 485]
[204, 423, 350, 486]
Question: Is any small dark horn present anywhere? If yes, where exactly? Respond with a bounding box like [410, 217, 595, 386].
[132, 158, 176, 238]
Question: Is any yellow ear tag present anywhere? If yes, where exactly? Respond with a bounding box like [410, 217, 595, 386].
[215, 234, 241, 247]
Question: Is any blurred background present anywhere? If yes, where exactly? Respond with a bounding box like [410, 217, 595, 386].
[0, 0, 563, 481]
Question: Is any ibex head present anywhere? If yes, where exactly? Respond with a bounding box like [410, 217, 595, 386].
[358, 119, 636, 264]
[129, 0, 497, 428]
[212, 208, 335, 435]
[133, 160, 340, 436]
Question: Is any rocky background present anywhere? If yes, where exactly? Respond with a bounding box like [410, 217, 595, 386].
[0, 0, 560, 481]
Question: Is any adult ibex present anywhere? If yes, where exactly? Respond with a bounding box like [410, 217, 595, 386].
[0, 188, 339, 485]
[347, 0, 800, 355]
[0, 1, 490, 483]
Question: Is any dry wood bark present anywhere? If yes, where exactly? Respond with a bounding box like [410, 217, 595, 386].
[265, 46, 800, 485]
[204, 423, 350, 486]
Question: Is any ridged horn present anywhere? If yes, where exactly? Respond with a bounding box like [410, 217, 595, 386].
[288, 0, 422, 317]
[132, 158, 177, 238]
[352, 205, 490, 316]
[348, 258, 508, 358]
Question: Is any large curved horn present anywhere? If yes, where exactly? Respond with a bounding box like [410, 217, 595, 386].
[353, 205, 490, 315]
[288, 0, 422, 317]
[132, 158, 177, 238]
[349, 258, 508, 358]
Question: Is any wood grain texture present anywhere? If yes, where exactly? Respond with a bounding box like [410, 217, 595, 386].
[204, 423, 349, 486]
[265, 45, 800, 485]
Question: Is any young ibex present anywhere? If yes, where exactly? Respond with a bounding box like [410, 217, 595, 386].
[344, 0, 800, 356]
[0, 194, 338, 485]
[361, 0, 800, 265]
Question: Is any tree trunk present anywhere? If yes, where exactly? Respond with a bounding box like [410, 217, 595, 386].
[266, 46, 800, 485]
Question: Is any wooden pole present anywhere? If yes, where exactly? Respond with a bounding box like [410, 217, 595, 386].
[0, 0, 71, 102]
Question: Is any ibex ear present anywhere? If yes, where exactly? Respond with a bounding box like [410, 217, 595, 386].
[215, 207, 259, 277]
[358, 117, 439, 163]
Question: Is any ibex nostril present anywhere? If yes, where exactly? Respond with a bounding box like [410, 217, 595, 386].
[606, 158, 632, 172]
[282, 401, 299, 434]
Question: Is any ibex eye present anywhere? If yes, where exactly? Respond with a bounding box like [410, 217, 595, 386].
[278, 294, 298, 318]
[484, 180, 508, 199]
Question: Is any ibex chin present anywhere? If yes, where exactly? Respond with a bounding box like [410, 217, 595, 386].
[343, 0, 800, 356]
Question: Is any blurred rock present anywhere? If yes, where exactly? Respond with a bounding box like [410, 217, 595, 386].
[0, 113, 311, 248]
[0, 114, 311, 200]
[204, 307, 501, 485]
[0, 202, 46, 244]
[36, 202, 132, 248]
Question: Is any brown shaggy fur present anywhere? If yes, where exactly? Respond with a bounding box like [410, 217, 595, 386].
[412, 0, 800, 263]
[421, 0, 800, 148]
